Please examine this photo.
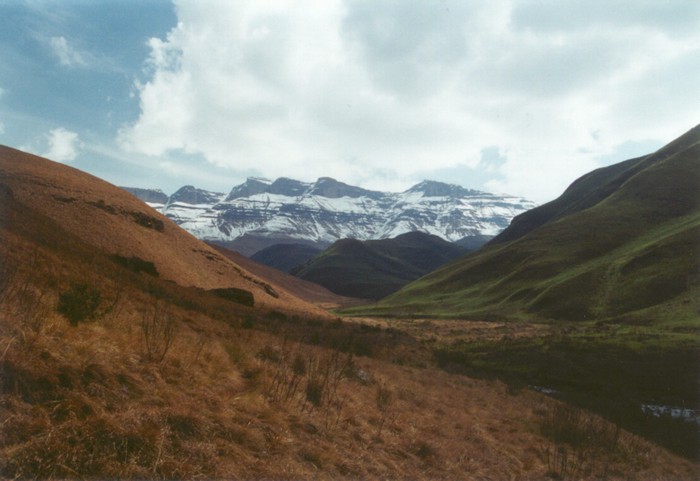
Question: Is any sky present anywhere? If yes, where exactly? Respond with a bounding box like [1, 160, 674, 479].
[1, 1, 699, 203]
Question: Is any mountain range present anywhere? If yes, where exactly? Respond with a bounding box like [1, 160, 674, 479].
[123, 178, 536, 256]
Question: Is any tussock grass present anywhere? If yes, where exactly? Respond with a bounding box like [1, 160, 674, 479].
[2, 266, 695, 480]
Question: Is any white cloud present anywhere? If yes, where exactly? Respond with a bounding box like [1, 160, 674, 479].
[44, 128, 82, 162]
[119, 0, 700, 202]
[49, 36, 87, 67]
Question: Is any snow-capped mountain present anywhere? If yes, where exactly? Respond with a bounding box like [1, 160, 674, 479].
[124, 178, 536, 256]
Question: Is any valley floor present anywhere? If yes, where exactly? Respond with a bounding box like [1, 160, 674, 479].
[345, 315, 700, 463]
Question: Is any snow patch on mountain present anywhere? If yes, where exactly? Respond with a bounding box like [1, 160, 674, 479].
[127, 177, 536, 254]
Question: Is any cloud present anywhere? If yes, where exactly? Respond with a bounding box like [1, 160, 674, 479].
[49, 36, 87, 67]
[119, 0, 700, 202]
[44, 127, 82, 162]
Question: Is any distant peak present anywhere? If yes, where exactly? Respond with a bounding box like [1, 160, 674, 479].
[268, 177, 310, 196]
[309, 177, 377, 199]
[226, 177, 272, 200]
[121, 186, 169, 204]
[170, 185, 223, 204]
[407, 180, 477, 197]
[247, 177, 272, 185]
[316, 176, 338, 183]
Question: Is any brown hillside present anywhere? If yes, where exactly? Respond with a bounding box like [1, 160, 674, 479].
[0, 146, 328, 318]
[208, 243, 367, 309]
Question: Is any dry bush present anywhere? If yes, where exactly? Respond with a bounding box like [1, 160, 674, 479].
[540, 402, 626, 480]
[541, 403, 620, 451]
[375, 382, 394, 437]
[301, 351, 354, 428]
[257, 340, 355, 430]
[141, 302, 177, 362]
[0, 251, 53, 340]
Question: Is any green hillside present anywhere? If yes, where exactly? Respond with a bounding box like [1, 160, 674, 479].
[348, 125, 700, 323]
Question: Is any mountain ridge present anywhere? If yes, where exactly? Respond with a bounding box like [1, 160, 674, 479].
[490, 123, 700, 246]
[124, 177, 535, 256]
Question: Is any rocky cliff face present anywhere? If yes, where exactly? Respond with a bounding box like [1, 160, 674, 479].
[125, 177, 536, 255]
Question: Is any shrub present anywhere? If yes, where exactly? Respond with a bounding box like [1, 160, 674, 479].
[209, 287, 254, 307]
[141, 303, 176, 362]
[305, 378, 324, 407]
[540, 403, 622, 480]
[110, 255, 159, 277]
[57, 283, 101, 326]
[541, 403, 620, 451]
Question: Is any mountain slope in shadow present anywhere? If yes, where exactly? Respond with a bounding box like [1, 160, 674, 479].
[293, 231, 467, 300]
[250, 243, 322, 272]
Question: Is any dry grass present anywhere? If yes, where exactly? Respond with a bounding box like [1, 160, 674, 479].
[351, 316, 551, 345]
[0, 145, 332, 318]
[1, 272, 696, 480]
[0, 233, 696, 480]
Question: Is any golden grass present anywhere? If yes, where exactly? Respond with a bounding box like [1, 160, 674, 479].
[0, 145, 332, 318]
[1, 270, 697, 480]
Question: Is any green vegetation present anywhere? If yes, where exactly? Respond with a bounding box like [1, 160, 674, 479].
[432, 320, 699, 459]
[340, 125, 700, 461]
[345, 126, 700, 322]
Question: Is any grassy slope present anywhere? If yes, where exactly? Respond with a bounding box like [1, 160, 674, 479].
[294, 232, 466, 300]
[349, 126, 700, 323]
[0, 146, 332, 318]
[492, 124, 700, 246]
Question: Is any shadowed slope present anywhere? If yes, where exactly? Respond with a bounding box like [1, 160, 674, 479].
[250, 243, 322, 272]
[293, 232, 466, 300]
